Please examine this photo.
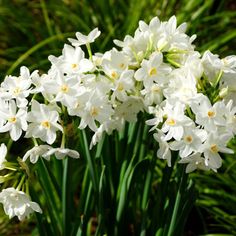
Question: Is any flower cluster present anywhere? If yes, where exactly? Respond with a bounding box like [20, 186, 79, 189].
[0, 16, 235, 220]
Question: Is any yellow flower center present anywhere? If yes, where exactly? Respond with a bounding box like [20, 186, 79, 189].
[184, 135, 193, 143]
[8, 117, 17, 123]
[151, 85, 160, 93]
[90, 107, 99, 117]
[149, 67, 157, 76]
[119, 63, 125, 69]
[166, 118, 176, 126]
[210, 144, 218, 153]
[111, 71, 118, 79]
[207, 110, 215, 118]
[71, 63, 78, 69]
[13, 87, 21, 96]
[60, 84, 69, 93]
[41, 121, 51, 129]
[117, 83, 124, 91]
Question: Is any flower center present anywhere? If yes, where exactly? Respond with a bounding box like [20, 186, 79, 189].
[90, 107, 99, 117]
[117, 83, 124, 91]
[71, 63, 78, 69]
[13, 87, 21, 96]
[207, 110, 215, 118]
[149, 67, 157, 76]
[119, 63, 125, 69]
[151, 85, 160, 93]
[41, 121, 51, 129]
[111, 71, 118, 79]
[8, 116, 17, 123]
[60, 84, 69, 93]
[10, 193, 19, 200]
[210, 144, 218, 153]
[166, 118, 176, 126]
[184, 135, 193, 144]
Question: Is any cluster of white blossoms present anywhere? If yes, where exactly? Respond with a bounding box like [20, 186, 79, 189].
[0, 16, 235, 220]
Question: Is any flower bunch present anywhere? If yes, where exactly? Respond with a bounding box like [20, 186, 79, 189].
[0, 15, 235, 223]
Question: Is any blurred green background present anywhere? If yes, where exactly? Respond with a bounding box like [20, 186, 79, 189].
[0, 0, 236, 235]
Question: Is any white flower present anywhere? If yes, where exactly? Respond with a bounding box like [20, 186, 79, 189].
[202, 132, 234, 170]
[0, 187, 42, 221]
[169, 126, 207, 158]
[111, 70, 135, 102]
[101, 49, 130, 79]
[0, 100, 28, 141]
[25, 100, 63, 144]
[134, 52, 171, 87]
[23, 145, 80, 163]
[0, 66, 32, 108]
[190, 95, 226, 131]
[49, 45, 94, 75]
[179, 153, 210, 173]
[141, 82, 163, 106]
[22, 145, 51, 163]
[77, 89, 114, 132]
[222, 100, 236, 135]
[202, 50, 223, 84]
[43, 147, 80, 160]
[164, 69, 199, 105]
[161, 102, 193, 141]
[0, 143, 7, 170]
[114, 96, 144, 122]
[42, 72, 80, 108]
[154, 131, 171, 167]
[68, 28, 101, 46]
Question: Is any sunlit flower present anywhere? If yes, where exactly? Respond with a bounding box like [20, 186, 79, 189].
[68, 28, 101, 46]
[0, 187, 42, 221]
[25, 100, 63, 144]
[0, 143, 7, 170]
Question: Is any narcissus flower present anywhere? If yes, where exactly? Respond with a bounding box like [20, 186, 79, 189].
[25, 100, 63, 144]
[0, 187, 42, 221]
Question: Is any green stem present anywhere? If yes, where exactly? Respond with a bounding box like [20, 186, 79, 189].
[62, 157, 70, 236]
[81, 130, 98, 192]
[166, 166, 188, 236]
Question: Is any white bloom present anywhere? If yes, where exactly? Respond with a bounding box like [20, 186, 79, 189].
[156, 16, 196, 51]
[134, 52, 171, 87]
[161, 102, 193, 141]
[77, 90, 114, 132]
[49, 45, 94, 75]
[44, 147, 80, 160]
[202, 50, 223, 84]
[0, 100, 28, 141]
[23, 145, 80, 163]
[114, 96, 144, 122]
[101, 49, 130, 79]
[111, 70, 135, 102]
[43, 72, 80, 108]
[0, 66, 32, 108]
[145, 106, 164, 131]
[202, 132, 234, 170]
[0, 143, 7, 170]
[179, 153, 210, 173]
[141, 82, 163, 106]
[22, 145, 51, 163]
[190, 95, 226, 131]
[154, 131, 171, 167]
[68, 28, 101, 46]
[25, 100, 63, 144]
[0, 187, 42, 221]
[222, 100, 236, 135]
[169, 126, 207, 158]
[164, 69, 199, 105]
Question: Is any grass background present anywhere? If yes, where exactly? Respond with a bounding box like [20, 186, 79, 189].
[0, 0, 236, 235]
